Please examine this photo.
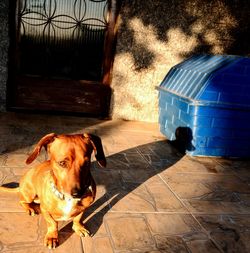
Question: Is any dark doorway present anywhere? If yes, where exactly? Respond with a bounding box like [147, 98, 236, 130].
[7, 0, 120, 117]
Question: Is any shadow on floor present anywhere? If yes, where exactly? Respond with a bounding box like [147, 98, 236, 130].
[0, 112, 185, 247]
[0, 112, 107, 154]
[58, 139, 183, 245]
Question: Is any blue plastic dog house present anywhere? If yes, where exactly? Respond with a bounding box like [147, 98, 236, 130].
[158, 55, 250, 157]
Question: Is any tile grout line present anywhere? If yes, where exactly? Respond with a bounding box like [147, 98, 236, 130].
[80, 236, 85, 253]
[157, 172, 225, 253]
[134, 146, 225, 253]
[103, 215, 118, 253]
[106, 210, 250, 215]
[216, 159, 250, 185]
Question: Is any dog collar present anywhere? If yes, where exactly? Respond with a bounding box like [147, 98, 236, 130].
[50, 181, 93, 201]
[50, 181, 65, 200]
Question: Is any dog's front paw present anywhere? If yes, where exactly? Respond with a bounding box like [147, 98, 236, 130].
[44, 232, 59, 249]
[72, 223, 90, 237]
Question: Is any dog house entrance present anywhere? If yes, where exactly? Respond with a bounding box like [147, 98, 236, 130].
[8, 0, 119, 117]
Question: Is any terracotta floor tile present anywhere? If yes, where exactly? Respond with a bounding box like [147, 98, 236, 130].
[106, 214, 155, 251]
[170, 156, 228, 174]
[0, 155, 7, 166]
[162, 172, 250, 193]
[0, 167, 14, 184]
[0, 191, 23, 212]
[52, 233, 83, 253]
[91, 168, 123, 189]
[184, 199, 250, 214]
[145, 213, 201, 235]
[108, 184, 156, 212]
[0, 212, 39, 245]
[82, 237, 114, 253]
[196, 215, 250, 253]
[154, 235, 189, 252]
[167, 182, 213, 200]
[3, 154, 28, 167]
[237, 193, 250, 206]
[190, 157, 235, 174]
[120, 167, 158, 184]
[145, 181, 187, 212]
[216, 159, 250, 173]
[185, 238, 221, 253]
[82, 210, 109, 238]
[0, 112, 250, 253]
[1, 246, 49, 253]
[9, 166, 30, 177]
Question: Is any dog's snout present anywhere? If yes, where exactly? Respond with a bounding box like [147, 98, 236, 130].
[71, 187, 82, 198]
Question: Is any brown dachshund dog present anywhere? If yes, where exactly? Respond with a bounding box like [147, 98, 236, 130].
[1, 133, 106, 249]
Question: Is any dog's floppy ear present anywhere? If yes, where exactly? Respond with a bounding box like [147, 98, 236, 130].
[83, 133, 106, 167]
[26, 133, 56, 165]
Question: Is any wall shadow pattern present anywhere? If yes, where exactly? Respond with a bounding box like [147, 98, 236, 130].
[117, 0, 250, 72]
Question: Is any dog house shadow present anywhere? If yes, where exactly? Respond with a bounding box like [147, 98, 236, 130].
[168, 127, 195, 155]
[59, 138, 186, 243]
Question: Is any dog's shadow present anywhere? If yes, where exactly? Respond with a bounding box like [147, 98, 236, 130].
[59, 139, 183, 244]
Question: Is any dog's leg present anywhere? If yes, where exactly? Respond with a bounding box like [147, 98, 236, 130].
[19, 189, 38, 216]
[19, 200, 40, 216]
[72, 212, 90, 237]
[42, 210, 59, 249]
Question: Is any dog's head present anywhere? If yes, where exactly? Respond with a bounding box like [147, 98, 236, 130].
[26, 133, 106, 198]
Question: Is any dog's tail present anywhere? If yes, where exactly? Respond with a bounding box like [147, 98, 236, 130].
[0, 183, 19, 193]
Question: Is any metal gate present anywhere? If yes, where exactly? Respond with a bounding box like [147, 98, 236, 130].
[19, 0, 108, 80]
[8, 0, 119, 117]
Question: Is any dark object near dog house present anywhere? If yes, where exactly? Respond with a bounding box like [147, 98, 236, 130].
[158, 55, 250, 157]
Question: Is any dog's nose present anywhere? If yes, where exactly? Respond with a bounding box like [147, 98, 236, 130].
[71, 187, 82, 198]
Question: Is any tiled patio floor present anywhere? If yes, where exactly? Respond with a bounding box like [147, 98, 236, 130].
[0, 112, 250, 253]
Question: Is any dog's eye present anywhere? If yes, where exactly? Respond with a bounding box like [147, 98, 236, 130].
[58, 161, 67, 168]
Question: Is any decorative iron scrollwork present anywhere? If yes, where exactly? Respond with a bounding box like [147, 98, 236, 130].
[19, 0, 108, 42]
[18, 0, 109, 80]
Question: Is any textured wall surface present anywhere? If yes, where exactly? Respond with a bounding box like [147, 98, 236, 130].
[111, 0, 250, 122]
[0, 0, 250, 120]
[0, 1, 9, 111]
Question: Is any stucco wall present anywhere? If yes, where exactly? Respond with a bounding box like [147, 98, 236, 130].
[0, 0, 250, 121]
[0, 0, 9, 111]
[110, 0, 250, 122]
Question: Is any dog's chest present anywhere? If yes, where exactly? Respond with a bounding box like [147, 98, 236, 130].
[58, 198, 80, 221]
